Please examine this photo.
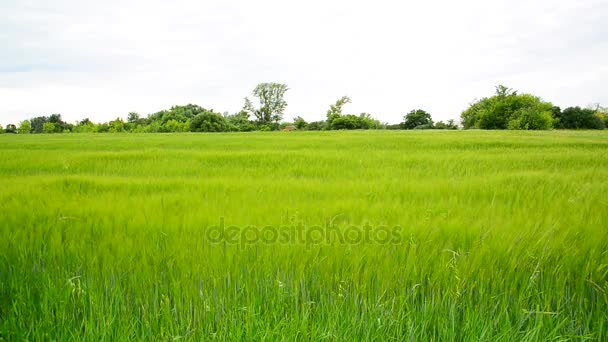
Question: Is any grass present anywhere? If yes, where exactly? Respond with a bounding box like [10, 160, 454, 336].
[0, 130, 607, 340]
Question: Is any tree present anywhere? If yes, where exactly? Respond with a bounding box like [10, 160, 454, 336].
[127, 112, 140, 123]
[434, 119, 458, 130]
[5, 124, 17, 133]
[326, 96, 351, 129]
[108, 118, 126, 133]
[358, 113, 383, 129]
[402, 109, 433, 129]
[243, 83, 289, 125]
[293, 116, 308, 130]
[225, 111, 255, 132]
[190, 111, 228, 132]
[307, 121, 326, 131]
[43, 122, 57, 133]
[507, 107, 553, 130]
[556, 107, 604, 129]
[164, 119, 190, 132]
[460, 85, 555, 130]
[18, 120, 32, 134]
[331, 114, 360, 130]
[29, 116, 48, 133]
[0, 125, 3, 134]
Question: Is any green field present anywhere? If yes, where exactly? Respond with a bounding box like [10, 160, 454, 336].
[1, 131, 607, 340]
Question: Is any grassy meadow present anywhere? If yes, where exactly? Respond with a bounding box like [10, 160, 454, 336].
[1, 130, 607, 340]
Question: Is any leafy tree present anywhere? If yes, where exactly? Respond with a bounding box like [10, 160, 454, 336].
[358, 113, 383, 129]
[29, 116, 48, 133]
[326, 96, 351, 129]
[143, 121, 162, 133]
[307, 121, 326, 131]
[460, 85, 555, 130]
[18, 120, 32, 134]
[225, 111, 255, 132]
[95, 123, 110, 133]
[43, 122, 57, 133]
[5, 124, 17, 133]
[0, 124, 3, 134]
[434, 119, 458, 130]
[244, 83, 289, 125]
[191, 111, 228, 132]
[293, 116, 308, 130]
[108, 118, 126, 133]
[127, 112, 140, 123]
[402, 109, 433, 129]
[557, 107, 604, 129]
[164, 119, 190, 132]
[331, 114, 360, 130]
[385, 123, 402, 130]
[507, 107, 553, 130]
[596, 106, 608, 128]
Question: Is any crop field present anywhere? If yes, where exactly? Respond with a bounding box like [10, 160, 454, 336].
[1, 130, 607, 340]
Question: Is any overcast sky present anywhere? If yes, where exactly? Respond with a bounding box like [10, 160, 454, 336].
[1, 0, 606, 125]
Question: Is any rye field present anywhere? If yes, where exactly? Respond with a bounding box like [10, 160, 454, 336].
[1, 130, 607, 340]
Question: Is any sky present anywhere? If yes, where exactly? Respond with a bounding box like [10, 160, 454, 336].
[1, 0, 607, 125]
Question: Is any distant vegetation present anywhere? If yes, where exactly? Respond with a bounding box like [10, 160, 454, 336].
[3, 84, 607, 134]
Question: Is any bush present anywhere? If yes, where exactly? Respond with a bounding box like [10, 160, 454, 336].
[307, 121, 326, 131]
[434, 120, 458, 130]
[18, 120, 32, 134]
[402, 109, 433, 129]
[557, 107, 605, 129]
[4, 124, 17, 133]
[331, 115, 360, 130]
[460, 86, 555, 130]
[190, 112, 228, 132]
[507, 108, 553, 130]
[43, 122, 57, 133]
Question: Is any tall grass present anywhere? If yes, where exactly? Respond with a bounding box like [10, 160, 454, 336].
[1, 130, 607, 340]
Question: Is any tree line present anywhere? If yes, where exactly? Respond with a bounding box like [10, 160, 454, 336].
[2, 83, 607, 134]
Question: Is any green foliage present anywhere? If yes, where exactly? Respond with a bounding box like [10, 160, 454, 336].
[225, 111, 255, 132]
[460, 85, 555, 130]
[143, 121, 162, 133]
[190, 111, 228, 132]
[293, 116, 308, 130]
[4, 124, 17, 133]
[507, 107, 554, 130]
[358, 113, 383, 129]
[556, 107, 605, 129]
[331, 114, 360, 129]
[434, 119, 458, 130]
[0, 124, 4, 133]
[402, 109, 433, 129]
[244, 83, 289, 124]
[307, 121, 326, 131]
[326, 96, 351, 129]
[18, 120, 32, 134]
[595, 108, 608, 128]
[163, 119, 191, 133]
[108, 118, 126, 133]
[73, 119, 96, 133]
[42, 122, 57, 133]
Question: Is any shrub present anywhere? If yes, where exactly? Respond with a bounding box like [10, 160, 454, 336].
[557, 107, 605, 129]
[43, 122, 57, 133]
[402, 109, 433, 129]
[18, 120, 32, 134]
[190, 112, 228, 132]
[507, 108, 553, 130]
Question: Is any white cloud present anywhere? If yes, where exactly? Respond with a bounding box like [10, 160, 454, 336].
[1, 0, 607, 125]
